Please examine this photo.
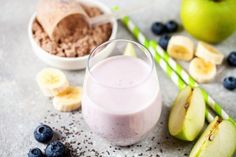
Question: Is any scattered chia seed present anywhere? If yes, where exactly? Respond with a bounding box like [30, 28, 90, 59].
[151, 137, 155, 141]
[146, 147, 152, 152]
[37, 102, 192, 156]
[138, 153, 143, 156]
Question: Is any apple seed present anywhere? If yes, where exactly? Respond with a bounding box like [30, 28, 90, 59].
[208, 134, 214, 141]
[184, 103, 189, 109]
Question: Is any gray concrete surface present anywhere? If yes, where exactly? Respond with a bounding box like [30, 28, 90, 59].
[0, 0, 236, 156]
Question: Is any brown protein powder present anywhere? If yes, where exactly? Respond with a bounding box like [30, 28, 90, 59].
[32, 4, 112, 58]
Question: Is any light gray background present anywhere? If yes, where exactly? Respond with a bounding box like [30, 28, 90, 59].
[0, 0, 235, 156]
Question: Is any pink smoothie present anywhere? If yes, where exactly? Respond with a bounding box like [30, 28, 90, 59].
[82, 55, 162, 146]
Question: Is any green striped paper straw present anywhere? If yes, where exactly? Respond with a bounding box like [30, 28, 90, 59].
[121, 16, 235, 124]
[149, 41, 197, 87]
[205, 106, 215, 123]
[149, 41, 235, 125]
[149, 45, 215, 123]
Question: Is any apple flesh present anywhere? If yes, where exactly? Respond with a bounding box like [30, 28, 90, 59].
[190, 117, 236, 157]
[181, 0, 236, 43]
[168, 86, 206, 141]
[124, 43, 136, 57]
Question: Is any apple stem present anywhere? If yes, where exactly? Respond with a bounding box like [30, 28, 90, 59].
[217, 118, 223, 123]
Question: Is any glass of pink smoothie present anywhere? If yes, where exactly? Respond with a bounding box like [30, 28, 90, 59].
[82, 39, 162, 146]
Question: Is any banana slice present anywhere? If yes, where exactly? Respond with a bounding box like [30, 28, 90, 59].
[53, 86, 82, 112]
[195, 42, 224, 65]
[167, 35, 194, 61]
[36, 68, 69, 97]
[124, 43, 136, 57]
[189, 57, 216, 83]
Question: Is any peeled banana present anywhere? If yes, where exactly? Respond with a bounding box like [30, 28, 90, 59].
[167, 35, 194, 61]
[36, 68, 69, 97]
[53, 86, 82, 112]
[189, 57, 216, 83]
[195, 42, 224, 65]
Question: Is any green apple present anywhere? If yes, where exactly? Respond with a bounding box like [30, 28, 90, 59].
[168, 86, 205, 141]
[124, 43, 136, 57]
[190, 117, 236, 157]
[181, 0, 236, 43]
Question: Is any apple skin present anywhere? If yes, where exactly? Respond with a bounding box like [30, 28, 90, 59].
[181, 0, 236, 43]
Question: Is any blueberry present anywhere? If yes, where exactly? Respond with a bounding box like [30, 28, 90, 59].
[151, 22, 166, 35]
[159, 34, 171, 50]
[227, 52, 236, 67]
[165, 20, 178, 33]
[223, 76, 236, 90]
[28, 148, 44, 157]
[34, 124, 53, 143]
[45, 141, 66, 157]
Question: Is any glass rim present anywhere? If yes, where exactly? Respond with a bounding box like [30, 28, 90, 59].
[87, 39, 154, 89]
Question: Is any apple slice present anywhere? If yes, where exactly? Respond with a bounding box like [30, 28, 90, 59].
[124, 43, 136, 57]
[168, 86, 205, 141]
[190, 117, 236, 157]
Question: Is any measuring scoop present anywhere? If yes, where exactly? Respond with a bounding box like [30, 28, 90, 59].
[36, 0, 92, 41]
[36, 0, 154, 41]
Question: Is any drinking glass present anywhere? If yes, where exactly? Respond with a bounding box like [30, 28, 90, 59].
[82, 39, 162, 146]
